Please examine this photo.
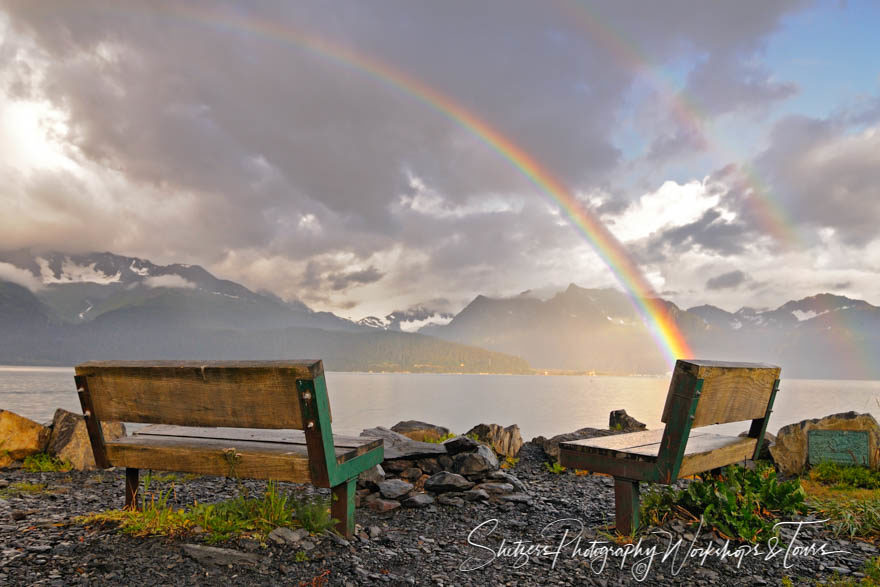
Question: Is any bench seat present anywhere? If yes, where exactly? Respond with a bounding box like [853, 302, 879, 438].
[561, 429, 757, 479]
[104, 426, 383, 483]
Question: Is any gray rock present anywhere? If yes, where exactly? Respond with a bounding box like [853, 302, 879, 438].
[378, 479, 414, 499]
[437, 494, 464, 507]
[443, 435, 479, 455]
[268, 527, 309, 545]
[415, 458, 441, 475]
[369, 525, 382, 539]
[454, 445, 499, 476]
[400, 467, 423, 481]
[474, 482, 514, 494]
[402, 494, 435, 508]
[390, 421, 450, 442]
[424, 471, 474, 493]
[368, 498, 401, 512]
[358, 464, 385, 489]
[465, 423, 523, 458]
[360, 427, 446, 460]
[463, 489, 490, 501]
[383, 459, 415, 474]
[609, 409, 647, 432]
[438, 455, 453, 470]
[182, 544, 261, 567]
[487, 470, 528, 492]
[498, 493, 532, 504]
[531, 427, 620, 461]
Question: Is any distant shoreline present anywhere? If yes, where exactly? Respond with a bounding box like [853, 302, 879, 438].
[0, 362, 665, 377]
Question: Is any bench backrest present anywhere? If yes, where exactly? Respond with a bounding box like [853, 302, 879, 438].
[655, 359, 780, 481]
[661, 359, 780, 428]
[74, 360, 325, 429]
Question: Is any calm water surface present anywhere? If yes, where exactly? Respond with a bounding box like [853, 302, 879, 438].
[2, 366, 880, 439]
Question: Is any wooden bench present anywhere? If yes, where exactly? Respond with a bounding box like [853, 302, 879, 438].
[73, 360, 383, 537]
[559, 359, 780, 534]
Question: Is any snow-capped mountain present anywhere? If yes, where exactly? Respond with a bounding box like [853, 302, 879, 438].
[358, 305, 454, 333]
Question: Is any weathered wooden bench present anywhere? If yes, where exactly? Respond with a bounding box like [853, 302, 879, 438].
[73, 360, 383, 537]
[559, 359, 780, 534]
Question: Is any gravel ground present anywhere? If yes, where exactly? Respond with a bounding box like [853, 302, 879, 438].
[1, 444, 876, 586]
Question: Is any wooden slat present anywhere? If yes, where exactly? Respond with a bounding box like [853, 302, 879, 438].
[136, 425, 373, 449]
[691, 363, 780, 427]
[561, 429, 666, 453]
[75, 363, 320, 429]
[558, 449, 658, 480]
[77, 360, 324, 377]
[660, 360, 780, 427]
[625, 433, 751, 457]
[104, 435, 327, 482]
[678, 436, 756, 478]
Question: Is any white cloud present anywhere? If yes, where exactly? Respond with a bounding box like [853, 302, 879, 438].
[609, 180, 721, 242]
[398, 314, 454, 333]
[144, 274, 197, 289]
[0, 262, 43, 291]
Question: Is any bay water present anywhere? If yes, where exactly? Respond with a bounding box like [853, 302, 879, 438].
[3, 366, 880, 439]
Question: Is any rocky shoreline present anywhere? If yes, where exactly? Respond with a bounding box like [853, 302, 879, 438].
[2, 437, 876, 585]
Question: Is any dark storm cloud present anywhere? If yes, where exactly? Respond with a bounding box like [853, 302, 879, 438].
[654, 209, 751, 256]
[755, 111, 880, 245]
[706, 270, 748, 290]
[328, 266, 384, 291]
[0, 0, 809, 308]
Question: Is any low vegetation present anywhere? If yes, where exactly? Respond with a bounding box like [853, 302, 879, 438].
[544, 461, 566, 474]
[22, 452, 72, 473]
[641, 464, 806, 542]
[424, 432, 457, 444]
[79, 481, 336, 544]
[0, 481, 47, 498]
[801, 462, 880, 541]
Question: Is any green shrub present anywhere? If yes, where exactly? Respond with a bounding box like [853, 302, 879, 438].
[22, 452, 72, 473]
[809, 462, 880, 490]
[544, 461, 566, 474]
[642, 464, 806, 541]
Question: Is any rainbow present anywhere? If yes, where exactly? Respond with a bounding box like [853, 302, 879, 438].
[126, 2, 693, 364]
[559, 0, 800, 246]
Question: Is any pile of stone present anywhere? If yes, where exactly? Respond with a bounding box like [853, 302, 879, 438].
[356, 421, 529, 512]
[0, 409, 124, 471]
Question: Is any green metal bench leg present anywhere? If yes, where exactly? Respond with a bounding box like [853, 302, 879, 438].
[331, 477, 357, 538]
[613, 477, 640, 535]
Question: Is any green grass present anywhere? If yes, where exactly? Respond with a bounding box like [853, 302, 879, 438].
[641, 464, 806, 542]
[809, 462, 880, 490]
[808, 496, 880, 541]
[79, 481, 337, 544]
[22, 452, 72, 473]
[0, 481, 47, 498]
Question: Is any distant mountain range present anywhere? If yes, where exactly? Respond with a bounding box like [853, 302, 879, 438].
[415, 285, 880, 379]
[1, 250, 877, 379]
[0, 250, 528, 373]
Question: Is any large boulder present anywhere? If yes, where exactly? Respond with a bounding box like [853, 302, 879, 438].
[48, 409, 125, 471]
[771, 412, 880, 476]
[453, 444, 499, 476]
[443, 435, 479, 455]
[532, 427, 619, 461]
[465, 423, 523, 458]
[609, 410, 647, 432]
[360, 427, 447, 460]
[390, 421, 451, 442]
[0, 410, 50, 468]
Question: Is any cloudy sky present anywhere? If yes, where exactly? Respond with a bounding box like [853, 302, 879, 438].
[1, 0, 878, 319]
